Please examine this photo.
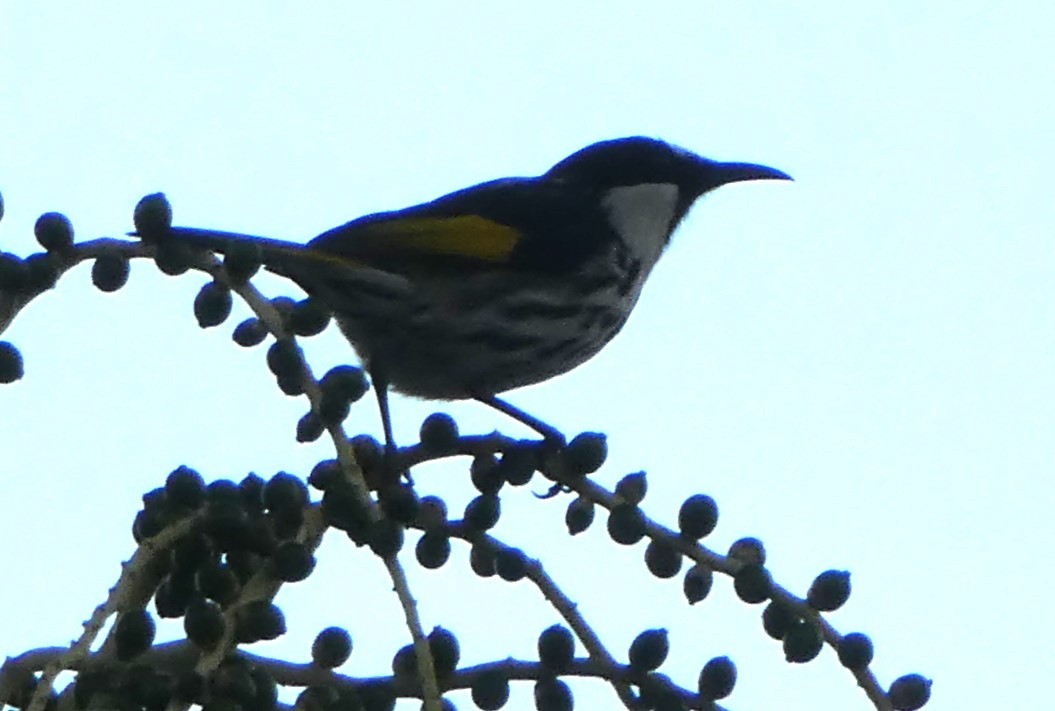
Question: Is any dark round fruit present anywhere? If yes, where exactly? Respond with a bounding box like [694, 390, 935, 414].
[232, 317, 269, 347]
[628, 628, 669, 672]
[194, 281, 233, 328]
[34, 212, 74, 252]
[196, 560, 240, 605]
[470, 669, 509, 711]
[607, 503, 645, 545]
[290, 298, 331, 336]
[727, 537, 766, 565]
[464, 494, 501, 531]
[678, 494, 719, 540]
[320, 365, 369, 403]
[312, 626, 352, 668]
[271, 541, 315, 582]
[644, 539, 682, 579]
[429, 626, 461, 677]
[419, 412, 460, 454]
[416, 532, 452, 570]
[263, 471, 309, 515]
[615, 471, 647, 505]
[266, 340, 302, 378]
[470, 454, 504, 495]
[565, 496, 594, 535]
[783, 619, 823, 663]
[733, 564, 772, 604]
[888, 673, 932, 710]
[165, 465, 206, 509]
[114, 609, 156, 660]
[537, 624, 575, 673]
[762, 601, 798, 641]
[807, 569, 851, 611]
[154, 239, 194, 275]
[297, 411, 325, 442]
[470, 542, 497, 578]
[683, 564, 714, 605]
[837, 632, 874, 670]
[562, 432, 607, 476]
[497, 446, 536, 486]
[495, 547, 528, 582]
[235, 600, 286, 643]
[698, 655, 737, 700]
[91, 252, 130, 292]
[0, 341, 24, 384]
[534, 678, 573, 711]
[184, 599, 225, 649]
[223, 241, 262, 284]
[133, 193, 173, 241]
[368, 517, 404, 559]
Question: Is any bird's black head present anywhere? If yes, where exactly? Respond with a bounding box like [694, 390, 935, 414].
[546, 136, 791, 198]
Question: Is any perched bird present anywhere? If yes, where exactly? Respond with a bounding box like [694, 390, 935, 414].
[164, 136, 791, 453]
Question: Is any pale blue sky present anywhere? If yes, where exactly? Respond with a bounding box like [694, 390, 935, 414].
[1, 4, 1051, 710]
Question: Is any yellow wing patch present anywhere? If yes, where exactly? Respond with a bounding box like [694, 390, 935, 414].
[362, 215, 521, 263]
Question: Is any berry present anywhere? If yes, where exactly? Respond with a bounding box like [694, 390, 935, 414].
[762, 601, 798, 641]
[698, 656, 737, 700]
[628, 628, 669, 672]
[888, 673, 932, 710]
[193, 281, 232, 327]
[34, 212, 74, 252]
[429, 626, 461, 677]
[495, 547, 528, 582]
[91, 252, 130, 292]
[165, 465, 206, 509]
[223, 241, 262, 283]
[728, 536, 766, 565]
[837, 632, 874, 670]
[733, 564, 772, 604]
[133, 193, 172, 241]
[678, 494, 718, 540]
[534, 678, 573, 711]
[537, 624, 574, 673]
[419, 412, 459, 454]
[184, 599, 225, 649]
[565, 496, 594, 535]
[607, 503, 645, 545]
[807, 569, 851, 611]
[644, 539, 682, 579]
[290, 298, 330, 336]
[615, 471, 647, 504]
[562, 432, 607, 476]
[0, 341, 25, 384]
[368, 517, 404, 559]
[235, 600, 286, 642]
[464, 494, 501, 531]
[470, 669, 509, 711]
[271, 541, 315, 582]
[312, 627, 352, 668]
[416, 532, 451, 569]
[114, 609, 156, 660]
[783, 620, 823, 663]
[683, 564, 713, 604]
[232, 318, 268, 347]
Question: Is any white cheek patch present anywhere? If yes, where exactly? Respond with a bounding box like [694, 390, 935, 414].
[600, 183, 680, 263]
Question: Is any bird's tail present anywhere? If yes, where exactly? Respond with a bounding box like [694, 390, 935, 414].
[165, 227, 311, 276]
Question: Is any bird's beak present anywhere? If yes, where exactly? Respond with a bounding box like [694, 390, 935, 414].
[711, 161, 793, 187]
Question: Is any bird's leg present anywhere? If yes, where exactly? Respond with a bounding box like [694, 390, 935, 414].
[370, 368, 410, 486]
[474, 394, 566, 445]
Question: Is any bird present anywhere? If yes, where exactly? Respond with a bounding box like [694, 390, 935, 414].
[160, 136, 791, 460]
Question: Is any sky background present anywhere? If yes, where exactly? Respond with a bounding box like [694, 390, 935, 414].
[1, 3, 1052, 710]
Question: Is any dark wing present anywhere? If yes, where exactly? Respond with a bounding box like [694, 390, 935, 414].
[307, 177, 612, 274]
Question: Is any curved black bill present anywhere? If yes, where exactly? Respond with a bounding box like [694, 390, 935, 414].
[713, 161, 793, 186]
